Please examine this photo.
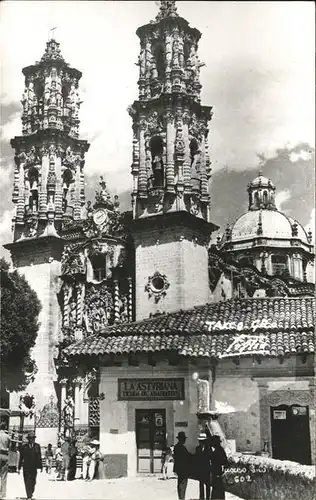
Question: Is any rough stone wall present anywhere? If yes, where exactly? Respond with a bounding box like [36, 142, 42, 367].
[134, 226, 210, 320]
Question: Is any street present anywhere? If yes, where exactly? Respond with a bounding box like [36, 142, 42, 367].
[6, 471, 243, 500]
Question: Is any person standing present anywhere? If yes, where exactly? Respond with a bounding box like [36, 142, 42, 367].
[61, 437, 70, 481]
[161, 445, 174, 480]
[210, 436, 228, 500]
[173, 432, 191, 500]
[81, 442, 92, 481]
[0, 421, 11, 499]
[45, 443, 53, 474]
[67, 439, 77, 481]
[54, 442, 63, 479]
[18, 431, 42, 500]
[87, 440, 102, 481]
[195, 432, 212, 500]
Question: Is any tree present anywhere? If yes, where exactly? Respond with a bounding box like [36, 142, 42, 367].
[0, 258, 41, 396]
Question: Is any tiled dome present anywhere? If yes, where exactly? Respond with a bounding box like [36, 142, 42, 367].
[249, 175, 274, 188]
[231, 210, 293, 240]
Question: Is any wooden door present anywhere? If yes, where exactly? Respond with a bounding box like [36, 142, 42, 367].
[136, 409, 166, 473]
[271, 404, 311, 464]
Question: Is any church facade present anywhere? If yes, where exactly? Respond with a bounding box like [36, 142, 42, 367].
[4, 0, 315, 475]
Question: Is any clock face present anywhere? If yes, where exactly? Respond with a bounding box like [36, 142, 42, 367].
[93, 209, 107, 226]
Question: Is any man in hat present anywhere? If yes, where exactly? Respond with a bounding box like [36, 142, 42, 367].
[0, 421, 11, 498]
[18, 431, 42, 500]
[210, 435, 228, 500]
[173, 432, 192, 500]
[195, 432, 212, 500]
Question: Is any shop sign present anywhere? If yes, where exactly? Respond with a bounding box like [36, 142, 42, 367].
[118, 378, 185, 401]
[220, 334, 269, 358]
[205, 318, 276, 333]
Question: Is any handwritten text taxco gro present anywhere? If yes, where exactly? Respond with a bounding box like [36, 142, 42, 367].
[205, 318, 275, 333]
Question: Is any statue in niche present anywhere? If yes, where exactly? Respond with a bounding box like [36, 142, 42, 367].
[62, 391, 75, 436]
[152, 155, 164, 187]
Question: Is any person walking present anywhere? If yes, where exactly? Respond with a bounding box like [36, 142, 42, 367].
[173, 432, 191, 500]
[0, 421, 11, 499]
[210, 436, 228, 500]
[195, 432, 212, 500]
[18, 431, 42, 500]
[45, 443, 53, 474]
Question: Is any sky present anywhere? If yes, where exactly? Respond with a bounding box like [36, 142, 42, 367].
[0, 0, 315, 259]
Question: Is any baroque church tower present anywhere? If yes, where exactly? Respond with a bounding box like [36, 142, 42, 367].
[5, 36, 90, 427]
[128, 1, 218, 319]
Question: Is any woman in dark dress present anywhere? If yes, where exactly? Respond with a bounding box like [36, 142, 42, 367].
[210, 436, 228, 500]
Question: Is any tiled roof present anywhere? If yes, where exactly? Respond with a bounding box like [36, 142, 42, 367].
[65, 297, 315, 359]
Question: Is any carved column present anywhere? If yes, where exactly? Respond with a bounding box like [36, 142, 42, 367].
[165, 110, 175, 193]
[138, 120, 147, 197]
[38, 147, 49, 217]
[200, 134, 208, 200]
[16, 161, 26, 223]
[113, 280, 120, 323]
[74, 378, 82, 425]
[73, 160, 82, 220]
[183, 111, 191, 192]
[63, 283, 71, 327]
[76, 281, 84, 327]
[127, 277, 133, 321]
[60, 379, 67, 423]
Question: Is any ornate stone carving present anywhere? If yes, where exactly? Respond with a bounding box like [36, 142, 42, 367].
[267, 390, 313, 406]
[84, 282, 114, 333]
[175, 127, 185, 154]
[61, 245, 86, 276]
[145, 271, 170, 303]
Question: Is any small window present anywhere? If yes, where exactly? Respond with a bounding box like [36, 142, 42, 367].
[91, 254, 107, 282]
[271, 255, 288, 276]
[263, 190, 268, 204]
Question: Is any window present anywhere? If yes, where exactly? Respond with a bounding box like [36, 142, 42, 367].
[271, 255, 288, 276]
[149, 136, 164, 188]
[263, 190, 268, 205]
[154, 45, 165, 80]
[91, 254, 107, 282]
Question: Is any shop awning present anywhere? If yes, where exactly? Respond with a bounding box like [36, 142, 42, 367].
[65, 296, 315, 359]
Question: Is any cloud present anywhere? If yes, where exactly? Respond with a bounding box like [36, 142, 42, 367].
[289, 149, 313, 163]
[304, 208, 315, 243]
[275, 189, 291, 211]
[0, 209, 14, 246]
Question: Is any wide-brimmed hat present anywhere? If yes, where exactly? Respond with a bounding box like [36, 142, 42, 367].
[176, 432, 187, 440]
[90, 439, 100, 446]
[27, 431, 36, 438]
[198, 432, 208, 440]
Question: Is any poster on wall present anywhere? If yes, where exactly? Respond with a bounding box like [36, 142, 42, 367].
[118, 378, 185, 401]
[273, 410, 287, 420]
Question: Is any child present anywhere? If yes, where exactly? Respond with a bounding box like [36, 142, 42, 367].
[161, 445, 174, 480]
[45, 443, 53, 474]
